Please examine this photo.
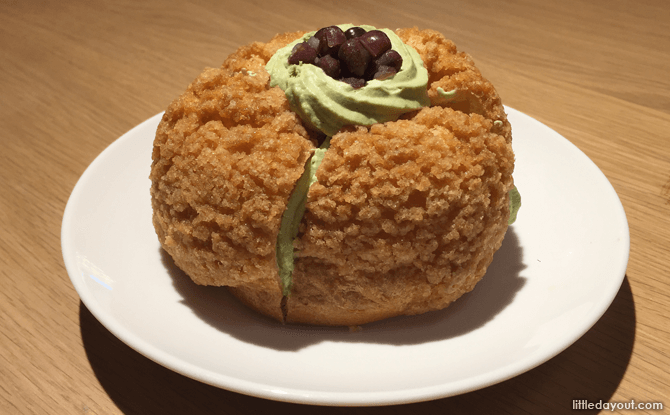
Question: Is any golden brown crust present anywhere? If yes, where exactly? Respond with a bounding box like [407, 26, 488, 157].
[151, 27, 515, 326]
[150, 31, 312, 303]
[397, 27, 512, 143]
[228, 284, 285, 322]
[288, 106, 512, 325]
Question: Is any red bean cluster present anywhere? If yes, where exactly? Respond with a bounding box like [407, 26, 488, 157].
[288, 26, 403, 89]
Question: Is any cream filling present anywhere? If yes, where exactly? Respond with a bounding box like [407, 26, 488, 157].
[276, 138, 330, 295]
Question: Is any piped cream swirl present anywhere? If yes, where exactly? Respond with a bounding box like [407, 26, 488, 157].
[266, 24, 430, 136]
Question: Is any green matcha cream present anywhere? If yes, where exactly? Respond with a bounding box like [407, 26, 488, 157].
[265, 24, 431, 136]
[508, 186, 521, 225]
[276, 138, 330, 295]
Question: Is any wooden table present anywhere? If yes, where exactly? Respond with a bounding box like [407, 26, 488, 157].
[2, 0, 668, 413]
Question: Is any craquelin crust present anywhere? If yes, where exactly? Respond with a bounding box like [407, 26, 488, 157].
[150, 27, 515, 326]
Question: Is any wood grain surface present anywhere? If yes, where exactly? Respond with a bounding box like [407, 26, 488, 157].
[1, 0, 668, 413]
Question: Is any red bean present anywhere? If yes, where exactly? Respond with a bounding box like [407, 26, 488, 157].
[288, 42, 317, 65]
[344, 26, 367, 39]
[318, 54, 341, 79]
[314, 26, 346, 56]
[358, 30, 392, 58]
[338, 38, 371, 77]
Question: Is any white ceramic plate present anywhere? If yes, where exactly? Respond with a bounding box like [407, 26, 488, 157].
[62, 107, 629, 406]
